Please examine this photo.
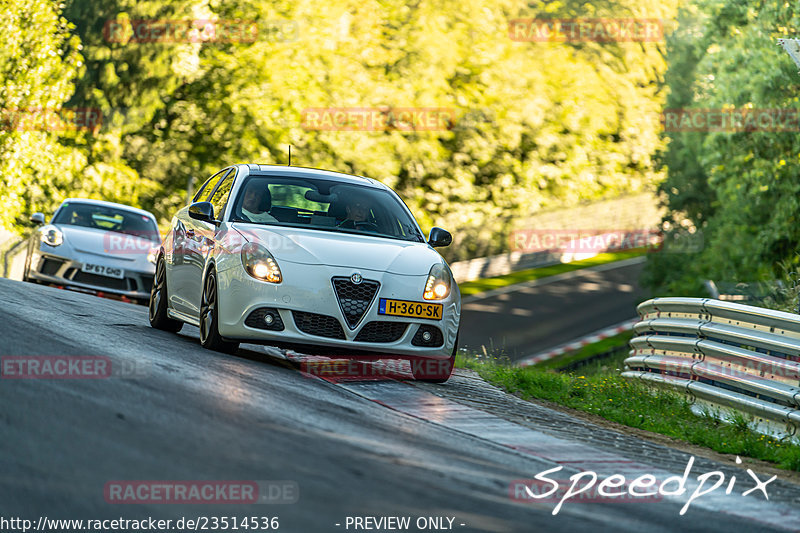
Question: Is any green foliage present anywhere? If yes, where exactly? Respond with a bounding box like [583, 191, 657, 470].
[0, 0, 82, 229]
[5, 0, 676, 258]
[645, 0, 800, 297]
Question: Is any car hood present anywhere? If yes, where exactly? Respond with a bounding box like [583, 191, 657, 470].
[233, 225, 441, 275]
[59, 225, 159, 262]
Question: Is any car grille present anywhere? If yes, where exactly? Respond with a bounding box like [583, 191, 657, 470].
[292, 311, 345, 339]
[70, 271, 130, 291]
[412, 325, 444, 347]
[332, 277, 380, 329]
[40, 258, 64, 276]
[354, 321, 408, 343]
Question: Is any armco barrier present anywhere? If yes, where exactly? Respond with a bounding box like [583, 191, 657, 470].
[623, 297, 800, 436]
[0, 229, 26, 280]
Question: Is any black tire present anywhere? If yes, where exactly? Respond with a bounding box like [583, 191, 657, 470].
[412, 331, 458, 383]
[148, 254, 183, 333]
[199, 268, 239, 354]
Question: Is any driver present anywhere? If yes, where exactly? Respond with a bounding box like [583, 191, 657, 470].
[71, 210, 93, 228]
[338, 194, 375, 230]
[241, 181, 278, 223]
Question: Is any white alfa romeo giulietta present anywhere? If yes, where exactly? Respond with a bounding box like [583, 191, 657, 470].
[149, 164, 461, 381]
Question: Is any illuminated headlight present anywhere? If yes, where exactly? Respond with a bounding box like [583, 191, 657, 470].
[40, 225, 63, 247]
[241, 242, 282, 283]
[423, 263, 451, 300]
[146, 247, 159, 265]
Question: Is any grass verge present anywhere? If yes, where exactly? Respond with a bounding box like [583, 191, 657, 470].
[456, 354, 800, 471]
[458, 250, 645, 297]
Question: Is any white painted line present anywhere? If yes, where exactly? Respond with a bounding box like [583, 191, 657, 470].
[517, 317, 639, 367]
[461, 255, 646, 304]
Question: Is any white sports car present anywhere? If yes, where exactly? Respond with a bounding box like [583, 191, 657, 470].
[149, 164, 461, 381]
[24, 199, 161, 304]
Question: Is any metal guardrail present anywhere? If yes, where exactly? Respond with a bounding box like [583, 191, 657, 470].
[623, 297, 800, 436]
[0, 234, 26, 279]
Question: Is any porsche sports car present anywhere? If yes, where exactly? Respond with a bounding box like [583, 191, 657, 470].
[149, 164, 461, 381]
[24, 199, 161, 304]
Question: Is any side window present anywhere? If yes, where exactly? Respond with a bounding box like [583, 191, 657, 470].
[209, 171, 236, 220]
[193, 168, 229, 203]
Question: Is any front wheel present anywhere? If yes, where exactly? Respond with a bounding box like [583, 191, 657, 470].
[199, 269, 239, 354]
[149, 254, 183, 333]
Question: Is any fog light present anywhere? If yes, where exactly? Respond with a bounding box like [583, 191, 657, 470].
[244, 307, 285, 331]
[422, 331, 432, 342]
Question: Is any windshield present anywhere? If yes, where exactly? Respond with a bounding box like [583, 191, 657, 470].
[229, 176, 425, 243]
[52, 202, 161, 242]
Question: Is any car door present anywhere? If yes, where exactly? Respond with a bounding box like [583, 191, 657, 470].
[184, 168, 237, 315]
[169, 168, 230, 314]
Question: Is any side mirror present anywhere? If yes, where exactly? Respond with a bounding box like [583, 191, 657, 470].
[30, 213, 45, 225]
[188, 202, 219, 225]
[428, 227, 452, 248]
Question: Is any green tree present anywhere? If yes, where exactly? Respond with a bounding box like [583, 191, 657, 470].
[645, 0, 800, 296]
[0, 0, 82, 229]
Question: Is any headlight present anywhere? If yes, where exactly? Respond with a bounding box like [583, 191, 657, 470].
[147, 247, 159, 264]
[423, 263, 451, 300]
[40, 225, 63, 247]
[241, 242, 282, 283]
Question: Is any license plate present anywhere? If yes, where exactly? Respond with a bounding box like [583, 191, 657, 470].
[81, 263, 124, 279]
[378, 298, 442, 320]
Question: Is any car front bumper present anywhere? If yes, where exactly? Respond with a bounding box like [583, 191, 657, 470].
[27, 250, 155, 302]
[215, 260, 460, 358]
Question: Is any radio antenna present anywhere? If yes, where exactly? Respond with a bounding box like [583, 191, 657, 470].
[288, 145, 292, 166]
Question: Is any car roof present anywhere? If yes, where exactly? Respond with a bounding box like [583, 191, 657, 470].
[238, 164, 388, 190]
[60, 198, 157, 220]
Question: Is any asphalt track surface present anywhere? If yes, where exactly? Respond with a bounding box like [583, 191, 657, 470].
[2, 277, 800, 533]
[459, 257, 647, 361]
